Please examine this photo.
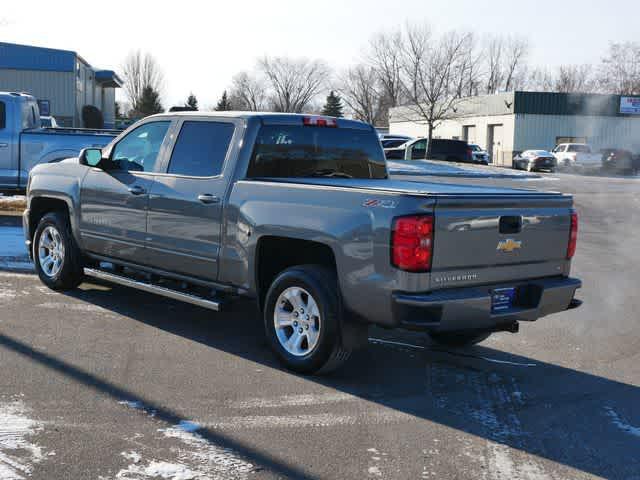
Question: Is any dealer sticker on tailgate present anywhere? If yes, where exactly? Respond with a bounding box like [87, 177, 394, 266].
[491, 287, 516, 313]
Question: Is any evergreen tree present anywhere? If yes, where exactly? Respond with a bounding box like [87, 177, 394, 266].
[186, 92, 198, 110]
[321, 91, 344, 117]
[215, 90, 233, 111]
[135, 86, 163, 116]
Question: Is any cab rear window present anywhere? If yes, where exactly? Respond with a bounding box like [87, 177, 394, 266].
[247, 125, 387, 179]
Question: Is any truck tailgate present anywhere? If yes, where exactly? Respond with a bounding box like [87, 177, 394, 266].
[431, 193, 573, 287]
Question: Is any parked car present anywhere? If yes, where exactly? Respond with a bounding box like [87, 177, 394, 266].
[381, 138, 410, 149]
[24, 112, 581, 374]
[379, 133, 413, 142]
[513, 150, 557, 172]
[385, 138, 474, 163]
[469, 144, 490, 164]
[600, 148, 634, 173]
[552, 143, 601, 167]
[0, 92, 119, 190]
[40, 115, 59, 128]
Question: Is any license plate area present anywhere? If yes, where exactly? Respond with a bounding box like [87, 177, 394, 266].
[491, 287, 516, 313]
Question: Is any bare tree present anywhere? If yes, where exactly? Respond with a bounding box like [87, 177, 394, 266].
[483, 35, 530, 93]
[453, 33, 482, 98]
[554, 64, 594, 93]
[121, 51, 164, 112]
[526, 67, 555, 92]
[258, 56, 330, 113]
[337, 65, 385, 125]
[485, 36, 504, 94]
[597, 42, 640, 95]
[229, 71, 267, 111]
[398, 25, 475, 156]
[503, 36, 530, 92]
[367, 29, 404, 108]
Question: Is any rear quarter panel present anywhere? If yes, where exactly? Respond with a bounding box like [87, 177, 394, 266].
[222, 180, 435, 326]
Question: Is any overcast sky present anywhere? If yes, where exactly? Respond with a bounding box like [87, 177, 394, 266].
[2, 0, 638, 108]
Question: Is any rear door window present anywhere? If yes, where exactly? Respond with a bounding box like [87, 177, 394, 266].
[247, 125, 387, 179]
[167, 121, 235, 177]
[0, 101, 5, 129]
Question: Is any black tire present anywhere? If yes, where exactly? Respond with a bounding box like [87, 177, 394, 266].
[33, 211, 84, 290]
[428, 331, 491, 348]
[264, 265, 351, 375]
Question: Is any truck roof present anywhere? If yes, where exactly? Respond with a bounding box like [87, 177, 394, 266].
[145, 111, 374, 130]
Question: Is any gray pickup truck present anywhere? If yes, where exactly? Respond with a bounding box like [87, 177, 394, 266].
[24, 112, 581, 374]
[0, 92, 117, 190]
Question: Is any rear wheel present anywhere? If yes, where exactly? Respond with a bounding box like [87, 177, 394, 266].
[33, 211, 84, 290]
[428, 331, 491, 347]
[264, 265, 351, 374]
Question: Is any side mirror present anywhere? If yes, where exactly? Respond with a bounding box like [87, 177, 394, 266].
[79, 148, 104, 168]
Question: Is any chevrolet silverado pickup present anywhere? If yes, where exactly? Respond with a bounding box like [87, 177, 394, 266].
[0, 92, 117, 190]
[24, 112, 582, 374]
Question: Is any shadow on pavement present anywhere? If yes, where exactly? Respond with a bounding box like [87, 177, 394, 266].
[3, 280, 639, 479]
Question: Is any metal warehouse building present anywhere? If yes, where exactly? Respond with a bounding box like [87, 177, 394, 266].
[0, 42, 122, 128]
[389, 92, 640, 166]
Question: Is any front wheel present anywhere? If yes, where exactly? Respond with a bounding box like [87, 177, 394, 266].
[264, 265, 351, 375]
[33, 211, 84, 290]
[428, 331, 491, 347]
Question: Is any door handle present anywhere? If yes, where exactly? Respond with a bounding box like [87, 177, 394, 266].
[197, 194, 220, 204]
[128, 185, 146, 195]
[0, 143, 8, 148]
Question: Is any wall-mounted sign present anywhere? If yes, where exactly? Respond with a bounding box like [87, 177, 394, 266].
[37, 99, 50, 116]
[620, 96, 640, 115]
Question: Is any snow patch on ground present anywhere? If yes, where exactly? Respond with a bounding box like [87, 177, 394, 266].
[0, 196, 26, 212]
[116, 460, 200, 480]
[116, 401, 254, 479]
[0, 401, 48, 480]
[36, 301, 113, 315]
[604, 406, 640, 438]
[231, 392, 354, 409]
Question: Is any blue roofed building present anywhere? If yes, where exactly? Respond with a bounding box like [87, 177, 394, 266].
[0, 42, 122, 128]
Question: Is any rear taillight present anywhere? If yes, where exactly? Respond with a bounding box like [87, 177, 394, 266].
[302, 116, 337, 127]
[567, 212, 578, 259]
[392, 215, 434, 272]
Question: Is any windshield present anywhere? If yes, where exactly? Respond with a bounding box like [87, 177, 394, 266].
[247, 125, 388, 179]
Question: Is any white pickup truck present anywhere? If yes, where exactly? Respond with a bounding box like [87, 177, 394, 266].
[552, 143, 601, 167]
[0, 92, 118, 191]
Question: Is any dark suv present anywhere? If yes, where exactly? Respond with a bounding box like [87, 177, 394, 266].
[384, 138, 474, 163]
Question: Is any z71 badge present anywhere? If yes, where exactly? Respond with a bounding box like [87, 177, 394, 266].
[363, 199, 398, 209]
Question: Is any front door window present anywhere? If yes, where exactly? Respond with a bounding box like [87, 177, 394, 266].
[111, 121, 171, 172]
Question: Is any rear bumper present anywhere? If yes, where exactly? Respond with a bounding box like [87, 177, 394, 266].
[391, 276, 581, 333]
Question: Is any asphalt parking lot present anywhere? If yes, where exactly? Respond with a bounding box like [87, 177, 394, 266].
[0, 171, 638, 480]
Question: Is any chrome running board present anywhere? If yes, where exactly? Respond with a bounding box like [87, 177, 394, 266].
[83, 268, 222, 311]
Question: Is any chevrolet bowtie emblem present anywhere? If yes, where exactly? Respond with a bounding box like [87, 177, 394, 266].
[497, 238, 522, 253]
